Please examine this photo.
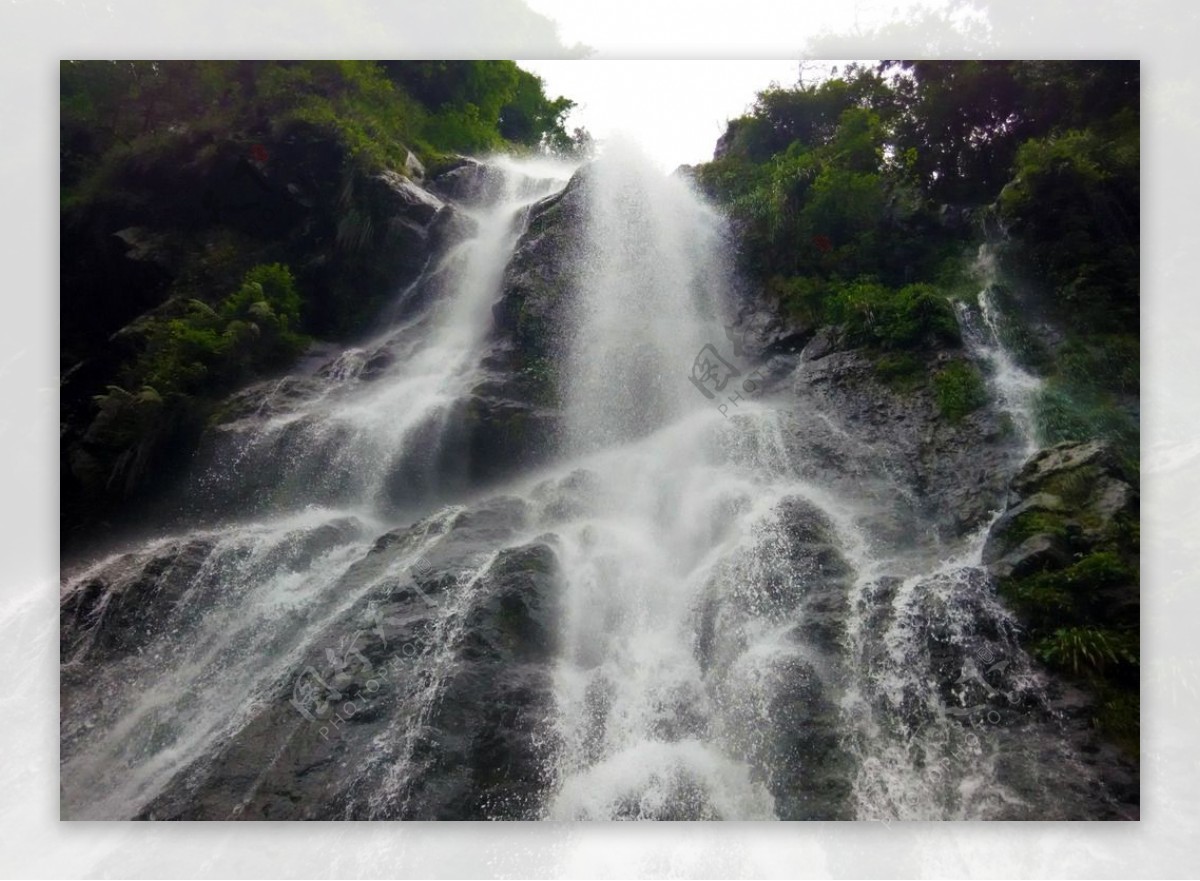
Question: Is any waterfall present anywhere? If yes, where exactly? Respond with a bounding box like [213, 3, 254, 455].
[188, 156, 576, 522]
[61, 148, 1116, 821]
[954, 243, 1044, 457]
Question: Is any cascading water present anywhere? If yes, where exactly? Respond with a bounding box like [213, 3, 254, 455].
[60, 156, 576, 819]
[187, 156, 575, 522]
[61, 146, 1121, 821]
[955, 243, 1044, 457]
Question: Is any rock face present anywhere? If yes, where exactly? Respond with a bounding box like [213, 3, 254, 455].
[980, 440, 1140, 813]
[491, 166, 590, 366]
[60, 497, 564, 821]
[60, 157, 1140, 822]
[804, 348, 1020, 541]
[700, 497, 857, 820]
[444, 165, 593, 480]
[984, 440, 1138, 583]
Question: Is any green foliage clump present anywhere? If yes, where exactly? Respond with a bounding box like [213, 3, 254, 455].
[381, 60, 576, 155]
[764, 275, 828, 325]
[1094, 685, 1140, 759]
[1000, 544, 1139, 751]
[108, 263, 307, 403]
[696, 76, 931, 289]
[255, 62, 426, 173]
[830, 280, 961, 350]
[61, 60, 578, 205]
[1033, 626, 1138, 676]
[933, 361, 987, 422]
[998, 125, 1138, 335]
[1005, 510, 1069, 545]
[1056, 335, 1139, 395]
[1001, 551, 1133, 627]
[84, 263, 308, 498]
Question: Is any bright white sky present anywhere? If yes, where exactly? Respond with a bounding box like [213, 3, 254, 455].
[519, 0, 936, 169]
[523, 0, 926, 55]
[518, 60, 809, 170]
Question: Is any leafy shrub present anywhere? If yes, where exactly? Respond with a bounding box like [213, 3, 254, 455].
[1000, 551, 1135, 629]
[765, 275, 830, 325]
[1057, 335, 1139, 395]
[1095, 685, 1140, 758]
[933, 360, 987, 422]
[997, 126, 1139, 335]
[1005, 510, 1069, 544]
[1033, 626, 1137, 675]
[112, 263, 307, 402]
[829, 280, 961, 350]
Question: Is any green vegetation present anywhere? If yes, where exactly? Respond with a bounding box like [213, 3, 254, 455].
[873, 352, 924, 391]
[1032, 383, 1139, 473]
[110, 263, 306, 401]
[1033, 626, 1138, 676]
[62, 60, 580, 203]
[998, 125, 1138, 336]
[84, 263, 308, 492]
[994, 102, 1139, 469]
[933, 361, 988, 422]
[696, 60, 1138, 437]
[1000, 539, 1140, 753]
[828, 280, 961, 351]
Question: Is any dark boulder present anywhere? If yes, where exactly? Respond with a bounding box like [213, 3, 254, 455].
[983, 440, 1138, 573]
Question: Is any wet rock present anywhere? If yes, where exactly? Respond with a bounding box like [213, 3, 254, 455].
[694, 495, 856, 819]
[492, 166, 590, 363]
[404, 541, 562, 819]
[801, 326, 840, 362]
[404, 149, 426, 182]
[374, 169, 444, 225]
[762, 655, 855, 820]
[130, 511, 561, 821]
[987, 532, 1073, 579]
[429, 156, 508, 204]
[60, 537, 216, 664]
[793, 347, 1020, 543]
[113, 226, 182, 272]
[984, 440, 1138, 569]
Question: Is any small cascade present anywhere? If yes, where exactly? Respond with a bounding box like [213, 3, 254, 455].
[954, 243, 1044, 457]
[189, 157, 576, 522]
